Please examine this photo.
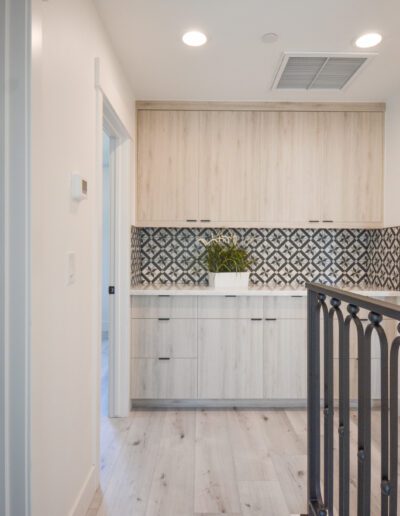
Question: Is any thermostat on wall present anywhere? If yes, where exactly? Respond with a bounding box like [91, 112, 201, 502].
[71, 174, 88, 201]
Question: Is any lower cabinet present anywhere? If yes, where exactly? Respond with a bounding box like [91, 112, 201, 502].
[263, 319, 307, 399]
[131, 358, 197, 399]
[198, 319, 264, 399]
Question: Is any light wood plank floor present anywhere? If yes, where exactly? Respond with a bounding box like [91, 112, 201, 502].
[87, 406, 400, 516]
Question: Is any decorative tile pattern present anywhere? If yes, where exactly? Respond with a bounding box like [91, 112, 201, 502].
[131, 226, 142, 286]
[368, 227, 400, 290]
[136, 227, 373, 287]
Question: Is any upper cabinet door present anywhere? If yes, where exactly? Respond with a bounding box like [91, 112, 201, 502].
[321, 112, 384, 224]
[198, 111, 262, 223]
[137, 110, 199, 223]
[259, 112, 321, 224]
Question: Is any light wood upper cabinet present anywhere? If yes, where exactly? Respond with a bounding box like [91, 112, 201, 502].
[198, 111, 262, 222]
[320, 112, 384, 223]
[137, 110, 200, 223]
[259, 112, 321, 224]
[136, 105, 384, 227]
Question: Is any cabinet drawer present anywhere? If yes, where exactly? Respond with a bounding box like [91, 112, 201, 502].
[131, 295, 197, 319]
[263, 296, 306, 319]
[131, 319, 197, 358]
[198, 296, 263, 319]
[131, 358, 197, 399]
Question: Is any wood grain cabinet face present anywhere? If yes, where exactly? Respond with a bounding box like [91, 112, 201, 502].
[136, 107, 384, 227]
[320, 112, 384, 224]
[263, 319, 307, 399]
[131, 358, 197, 399]
[131, 319, 197, 358]
[198, 295, 263, 319]
[198, 111, 263, 223]
[198, 319, 264, 399]
[137, 110, 200, 223]
[131, 295, 197, 319]
[259, 112, 321, 224]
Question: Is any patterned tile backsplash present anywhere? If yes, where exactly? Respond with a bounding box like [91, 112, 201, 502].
[368, 226, 400, 290]
[130, 226, 400, 289]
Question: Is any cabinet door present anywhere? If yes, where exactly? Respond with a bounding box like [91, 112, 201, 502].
[264, 319, 307, 399]
[259, 112, 321, 224]
[137, 110, 199, 223]
[198, 319, 263, 399]
[198, 111, 262, 223]
[131, 358, 197, 399]
[320, 112, 383, 224]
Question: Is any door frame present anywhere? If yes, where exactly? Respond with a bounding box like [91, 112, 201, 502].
[0, 0, 32, 514]
[93, 66, 131, 446]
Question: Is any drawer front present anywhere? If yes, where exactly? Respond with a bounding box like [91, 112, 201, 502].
[198, 296, 263, 319]
[131, 295, 197, 319]
[131, 319, 197, 358]
[131, 358, 197, 399]
[263, 296, 306, 319]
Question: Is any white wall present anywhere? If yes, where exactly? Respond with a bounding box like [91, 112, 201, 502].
[384, 91, 400, 227]
[31, 1, 134, 515]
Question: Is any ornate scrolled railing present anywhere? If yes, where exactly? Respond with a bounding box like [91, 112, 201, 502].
[306, 282, 400, 516]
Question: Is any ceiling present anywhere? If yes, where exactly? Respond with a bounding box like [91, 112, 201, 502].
[94, 0, 400, 101]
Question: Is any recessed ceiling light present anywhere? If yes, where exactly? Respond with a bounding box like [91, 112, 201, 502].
[182, 31, 207, 47]
[355, 32, 382, 48]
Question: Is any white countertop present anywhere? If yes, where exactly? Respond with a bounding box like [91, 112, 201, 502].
[131, 284, 400, 298]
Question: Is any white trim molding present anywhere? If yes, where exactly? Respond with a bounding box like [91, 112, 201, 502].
[91, 60, 132, 497]
[0, 0, 32, 514]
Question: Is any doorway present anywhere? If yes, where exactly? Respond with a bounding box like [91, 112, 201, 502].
[101, 130, 115, 416]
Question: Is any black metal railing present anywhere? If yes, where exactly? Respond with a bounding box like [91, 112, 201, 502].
[306, 282, 400, 516]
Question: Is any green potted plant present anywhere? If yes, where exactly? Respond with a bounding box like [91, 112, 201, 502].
[198, 231, 251, 289]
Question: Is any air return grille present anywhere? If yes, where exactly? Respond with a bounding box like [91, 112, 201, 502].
[272, 53, 374, 90]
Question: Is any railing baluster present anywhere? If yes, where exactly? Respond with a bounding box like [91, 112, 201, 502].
[322, 298, 334, 516]
[359, 323, 372, 516]
[389, 331, 400, 516]
[307, 289, 325, 516]
[337, 305, 349, 516]
[372, 317, 390, 516]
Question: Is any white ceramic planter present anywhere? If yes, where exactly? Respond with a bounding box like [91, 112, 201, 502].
[208, 271, 250, 289]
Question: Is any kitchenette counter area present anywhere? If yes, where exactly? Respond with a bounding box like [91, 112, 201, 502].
[129, 284, 400, 407]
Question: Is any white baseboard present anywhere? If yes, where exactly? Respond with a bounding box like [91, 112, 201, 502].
[68, 465, 98, 516]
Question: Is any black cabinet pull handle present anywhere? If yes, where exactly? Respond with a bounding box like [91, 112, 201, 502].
[225, 295, 237, 298]
[265, 318, 277, 321]
[309, 220, 319, 223]
[323, 220, 334, 223]
[186, 219, 197, 222]
[200, 219, 211, 222]
[158, 357, 170, 360]
[251, 318, 262, 321]
[291, 295, 303, 298]
[158, 318, 170, 321]
[158, 295, 170, 298]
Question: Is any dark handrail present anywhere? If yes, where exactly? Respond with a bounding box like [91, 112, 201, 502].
[306, 283, 400, 320]
[306, 282, 400, 516]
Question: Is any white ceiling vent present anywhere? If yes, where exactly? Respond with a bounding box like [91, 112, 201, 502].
[272, 52, 375, 90]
